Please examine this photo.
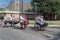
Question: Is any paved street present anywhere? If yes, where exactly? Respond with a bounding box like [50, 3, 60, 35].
[0, 25, 60, 40]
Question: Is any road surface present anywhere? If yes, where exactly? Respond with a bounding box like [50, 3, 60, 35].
[0, 25, 60, 40]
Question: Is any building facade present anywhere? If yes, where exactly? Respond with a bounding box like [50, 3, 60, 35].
[7, 1, 32, 12]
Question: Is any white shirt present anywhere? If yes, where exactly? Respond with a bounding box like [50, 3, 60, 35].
[10, 16, 15, 20]
[40, 18, 44, 25]
[20, 15, 25, 20]
[4, 17, 6, 20]
[4, 17, 7, 21]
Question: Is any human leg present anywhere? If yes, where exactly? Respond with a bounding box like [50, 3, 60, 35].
[34, 23, 40, 31]
[42, 23, 48, 31]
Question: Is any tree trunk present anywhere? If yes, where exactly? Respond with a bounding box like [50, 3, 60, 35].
[55, 15, 57, 20]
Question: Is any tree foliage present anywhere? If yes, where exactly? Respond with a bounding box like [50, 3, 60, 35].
[0, 8, 3, 11]
[31, 0, 60, 15]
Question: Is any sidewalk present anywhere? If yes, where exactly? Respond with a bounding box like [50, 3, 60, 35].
[48, 25, 60, 28]
[28, 24, 60, 28]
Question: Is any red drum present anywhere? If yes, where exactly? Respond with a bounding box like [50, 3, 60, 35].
[24, 19, 29, 25]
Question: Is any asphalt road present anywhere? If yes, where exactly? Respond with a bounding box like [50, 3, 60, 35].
[0, 25, 60, 40]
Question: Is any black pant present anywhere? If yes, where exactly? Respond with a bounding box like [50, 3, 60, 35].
[35, 22, 48, 27]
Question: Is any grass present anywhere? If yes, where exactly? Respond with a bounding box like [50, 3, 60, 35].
[29, 20, 60, 25]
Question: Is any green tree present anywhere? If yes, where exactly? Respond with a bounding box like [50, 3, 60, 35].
[31, 0, 60, 19]
[0, 8, 3, 11]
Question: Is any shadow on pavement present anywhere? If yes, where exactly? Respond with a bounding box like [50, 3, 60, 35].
[2, 25, 17, 29]
[51, 32, 60, 40]
[28, 27, 36, 31]
[13, 26, 24, 30]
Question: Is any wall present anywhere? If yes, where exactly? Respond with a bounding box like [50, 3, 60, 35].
[0, 13, 37, 20]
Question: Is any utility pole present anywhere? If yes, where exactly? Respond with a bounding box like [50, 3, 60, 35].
[21, 0, 23, 14]
[14, 0, 16, 11]
[19, 0, 20, 21]
[19, 0, 23, 21]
